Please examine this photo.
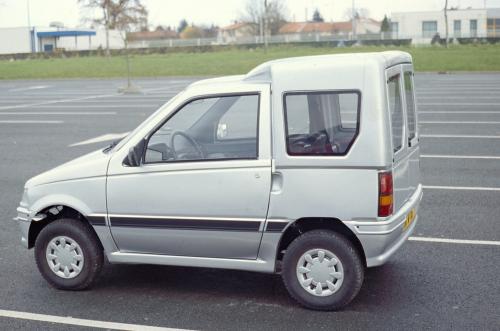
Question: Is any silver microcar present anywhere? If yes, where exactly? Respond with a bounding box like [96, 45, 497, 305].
[15, 51, 422, 310]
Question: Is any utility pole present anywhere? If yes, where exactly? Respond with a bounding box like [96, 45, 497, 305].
[27, 0, 33, 52]
[444, 0, 449, 48]
[264, 0, 269, 52]
[351, 0, 356, 40]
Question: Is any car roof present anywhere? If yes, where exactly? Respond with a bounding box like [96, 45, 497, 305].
[190, 51, 412, 88]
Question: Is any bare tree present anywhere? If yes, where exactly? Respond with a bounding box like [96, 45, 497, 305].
[79, 0, 148, 56]
[344, 7, 370, 20]
[240, 0, 288, 36]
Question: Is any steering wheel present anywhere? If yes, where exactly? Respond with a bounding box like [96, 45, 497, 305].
[170, 131, 205, 160]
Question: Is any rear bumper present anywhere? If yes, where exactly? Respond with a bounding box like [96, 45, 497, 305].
[348, 184, 423, 267]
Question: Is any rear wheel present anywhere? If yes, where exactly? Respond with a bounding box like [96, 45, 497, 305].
[34, 218, 103, 290]
[281, 230, 364, 310]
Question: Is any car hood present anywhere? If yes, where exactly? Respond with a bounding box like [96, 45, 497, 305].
[25, 149, 111, 188]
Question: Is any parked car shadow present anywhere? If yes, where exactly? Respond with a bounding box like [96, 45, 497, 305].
[90, 260, 419, 311]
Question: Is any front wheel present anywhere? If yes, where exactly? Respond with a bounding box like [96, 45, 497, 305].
[281, 230, 364, 310]
[34, 218, 103, 290]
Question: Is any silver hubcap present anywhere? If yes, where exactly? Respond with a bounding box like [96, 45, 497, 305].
[46, 236, 84, 279]
[296, 248, 344, 297]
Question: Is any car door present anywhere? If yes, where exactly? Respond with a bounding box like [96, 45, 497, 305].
[386, 65, 413, 211]
[106, 84, 272, 260]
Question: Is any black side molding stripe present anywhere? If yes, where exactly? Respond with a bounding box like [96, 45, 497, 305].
[87, 215, 106, 226]
[109, 217, 261, 232]
[265, 221, 289, 232]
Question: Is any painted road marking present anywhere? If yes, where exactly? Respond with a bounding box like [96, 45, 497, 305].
[0, 111, 117, 115]
[0, 93, 121, 111]
[421, 154, 500, 160]
[69, 132, 129, 147]
[35, 104, 160, 108]
[0, 309, 191, 331]
[419, 103, 500, 106]
[409, 237, 500, 246]
[0, 84, 186, 111]
[8, 85, 50, 92]
[418, 111, 500, 114]
[0, 120, 63, 124]
[420, 121, 500, 124]
[420, 134, 500, 139]
[418, 96, 500, 99]
[423, 185, 500, 192]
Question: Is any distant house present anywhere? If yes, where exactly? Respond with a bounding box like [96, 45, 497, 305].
[127, 29, 178, 42]
[279, 18, 380, 37]
[218, 22, 257, 42]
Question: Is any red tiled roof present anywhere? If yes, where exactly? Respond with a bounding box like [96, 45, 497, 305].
[220, 22, 256, 31]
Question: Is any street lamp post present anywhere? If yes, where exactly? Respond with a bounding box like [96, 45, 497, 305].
[351, 0, 356, 40]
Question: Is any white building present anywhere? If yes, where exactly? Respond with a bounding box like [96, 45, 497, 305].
[390, 8, 500, 43]
[0, 26, 124, 55]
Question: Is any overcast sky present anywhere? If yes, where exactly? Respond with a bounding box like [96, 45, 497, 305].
[0, 0, 499, 29]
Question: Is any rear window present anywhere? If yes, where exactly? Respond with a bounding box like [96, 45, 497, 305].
[404, 72, 417, 141]
[284, 91, 360, 156]
[387, 75, 404, 153]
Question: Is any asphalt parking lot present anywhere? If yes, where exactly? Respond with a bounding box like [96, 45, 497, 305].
[0, 74, 499, 330]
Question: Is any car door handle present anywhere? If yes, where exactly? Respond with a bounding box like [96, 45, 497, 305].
[271, 172, 283, 194]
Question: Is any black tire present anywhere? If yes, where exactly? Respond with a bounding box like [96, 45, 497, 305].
[34, 218, 103, 290]
[281, 230, 364, 311]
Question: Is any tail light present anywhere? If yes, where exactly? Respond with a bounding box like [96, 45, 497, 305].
[378, 171, 393, 217]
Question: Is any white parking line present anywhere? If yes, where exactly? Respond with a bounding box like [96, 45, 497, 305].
[0, 309, 191, 331]
[0, 84, 186, 111]
[419, 103, 500, 106]
[35, 104, 159, 108]
[8, 85, 50, 92]
[0, 120, 63, 124]
[0, 93, 120, 110]
[420, 134, 500, 139]
[423, 185, 500, 192]
[0, 112, 117, 115]
[421, 154, 500, 160]
[409, 237, 500, 246]
[69, 132, 129, 147]
[418, 111, 500, 114]
[419, 121, 500, 124]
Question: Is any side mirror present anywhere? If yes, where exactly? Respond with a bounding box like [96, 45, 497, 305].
[123, 139, 146, 167]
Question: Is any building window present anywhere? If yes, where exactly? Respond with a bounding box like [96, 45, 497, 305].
[453, 20, 461, 37]
[422, 21, 438, 38]
[488, 18, 500, 37]
[470, 19, 478, 37]
[391, 22, 399, 36]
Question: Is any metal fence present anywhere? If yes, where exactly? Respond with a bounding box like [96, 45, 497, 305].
[128, 32, 406, 49]
[128, 31, 500, 49]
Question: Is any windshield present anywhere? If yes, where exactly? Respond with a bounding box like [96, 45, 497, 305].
[105, 91, 184, 153]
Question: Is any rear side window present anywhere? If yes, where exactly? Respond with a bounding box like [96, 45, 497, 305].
[387, 75, 404, 153]
[404, 72, 417, 141]
[284, 91, 360, 156]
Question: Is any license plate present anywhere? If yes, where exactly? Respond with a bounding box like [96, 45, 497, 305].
[403, 208, 416, 231]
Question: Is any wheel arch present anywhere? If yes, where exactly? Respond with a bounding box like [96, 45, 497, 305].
[28, 204, 103, 250]
[274, 217, 366, 270]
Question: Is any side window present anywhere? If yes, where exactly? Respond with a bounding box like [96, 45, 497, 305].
[404, 72, 417, 142]
[284, 91, 360, 156]
[145, 94, 259, 163]
[216, 95, 259, 140]
[387, 75, 404, 153]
